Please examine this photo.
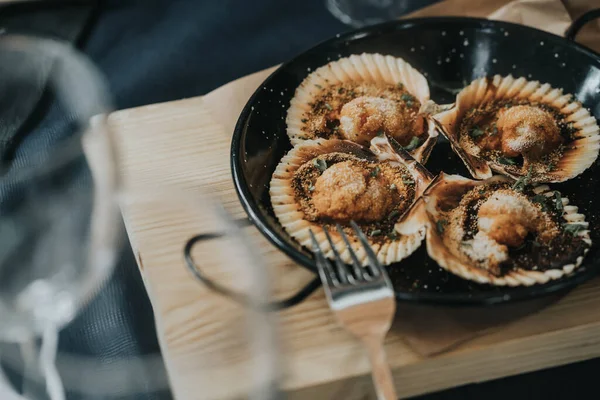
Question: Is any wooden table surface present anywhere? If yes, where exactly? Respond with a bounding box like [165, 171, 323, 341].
[109, 71, 600, 400]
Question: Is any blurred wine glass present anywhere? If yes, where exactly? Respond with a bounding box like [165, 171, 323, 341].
[326, 0, 440, 27]
[0, 33, 282, 400]
[0, 35, 120, 399]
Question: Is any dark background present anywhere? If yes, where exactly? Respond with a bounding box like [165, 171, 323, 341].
[2, 0, 600, 399]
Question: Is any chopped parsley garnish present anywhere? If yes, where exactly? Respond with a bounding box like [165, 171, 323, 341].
[308, 185, 315, 192]
[337, 87, 344, 94]
[401, 93, 415, 102]
[436, 219, 448, 234]
[301, 118, 308, 123]
[315, 84, 322, 89]
[478, 188, 486, 195]
[388, 210, 400, 220]
[376, 130, 385, 137]
[564, 223, 584, 236]
[498, 156, 517, 166]
[313, 158, 327, 172]
[547, 161, 556, 171]
[388, 231, 399, 240]
[401, 92, 416, 107]
[389, 183, 397, 190]
[397, 82, 404, 89]
[403, 179, 413, 185]
[512, 165, 533, 192]
[403, 136, 421, 151]
[370, 166, 381, 177]
[370, 229, 382, 237]
[491, 124, 499, 136]
[469, 127, 485, 138]
[461, 241, 472, 248]
[553, 191, 564, 213]
[324, 103, 333, 111]
[532, 194, 548, 211]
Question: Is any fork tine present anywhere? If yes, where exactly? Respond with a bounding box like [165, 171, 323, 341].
[323, 226, 353, 285]
[309, 229, 339, 287]
[350, 221, 383, 279]
[335, 223, 367, 281]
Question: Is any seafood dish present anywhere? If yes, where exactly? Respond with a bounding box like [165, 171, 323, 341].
[269, 56, 598, 287]
[435, 75, 600, 183]
[270, 135, 431, 266]
[420, 173, 591, 286]
[286, 53, 439, 162]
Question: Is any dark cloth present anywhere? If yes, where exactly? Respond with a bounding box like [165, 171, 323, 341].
[4, 0, 600, 399]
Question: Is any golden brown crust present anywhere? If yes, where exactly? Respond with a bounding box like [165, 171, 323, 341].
[338, 96, 422, 146]
[286, 53, 439, 163]
[422, 174, 592, 286]
[497, 105, 563, 159]
[293, 156, 414, 223]
[434, 75, 600, 183]
[458, 102, 567, 175]
[270, 138, 429, 266]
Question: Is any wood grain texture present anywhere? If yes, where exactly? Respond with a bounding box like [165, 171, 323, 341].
[111, 87, 600, 400]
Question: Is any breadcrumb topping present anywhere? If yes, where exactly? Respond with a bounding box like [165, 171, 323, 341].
[291, 152, 416, 243]
[434, 182, 587, 276]
[301, 82, 422, 144]
[458, 100, 574, 177]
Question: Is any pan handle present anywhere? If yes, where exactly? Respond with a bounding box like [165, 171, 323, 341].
[184, 231, 321, 311]
[565, 8, 600, 41]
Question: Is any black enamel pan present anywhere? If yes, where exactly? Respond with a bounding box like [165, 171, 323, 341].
[226, 10, 600, 307]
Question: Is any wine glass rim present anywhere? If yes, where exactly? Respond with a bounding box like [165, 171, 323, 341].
[0, 34, 114, 183]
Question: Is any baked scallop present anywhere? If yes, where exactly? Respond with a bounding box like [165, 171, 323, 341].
[435, 75, 600, 182]
[269, 136, 432, 266]
[420, 173, 592, 286]
[286, 53, 439, 162]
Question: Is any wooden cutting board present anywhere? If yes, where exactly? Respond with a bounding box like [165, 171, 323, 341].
[110, 85, 600, 400]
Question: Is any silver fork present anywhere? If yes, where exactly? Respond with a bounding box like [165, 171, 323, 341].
[309, 221, 398, 400]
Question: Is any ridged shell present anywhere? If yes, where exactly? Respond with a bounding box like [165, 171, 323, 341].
[270, 138, 430, 266]
[434, 75, 600, 182]
[421, 173, 592, 286]
[286, 53, 438, 162]
[369, 134, 434, 196]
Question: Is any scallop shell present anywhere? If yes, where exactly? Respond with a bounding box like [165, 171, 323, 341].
[286, 53, 438, 163]
[369, 134, 434, 197]
[369, 134, 434, 239]
[270, 137, 431, 266]
[434, 75, 600, 182]
[421, 173, 592, 286]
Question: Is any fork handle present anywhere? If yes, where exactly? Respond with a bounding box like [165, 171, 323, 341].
[365, 339, 398, 400]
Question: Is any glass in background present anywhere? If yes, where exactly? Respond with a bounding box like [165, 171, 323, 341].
[0, 33, 281, 400]
[326, 0, 441, 27]
[0, 35, 120, 400]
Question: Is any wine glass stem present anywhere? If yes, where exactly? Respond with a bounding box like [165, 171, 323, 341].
[20, 325, 64, 400]
[40, 325, 64, 400]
